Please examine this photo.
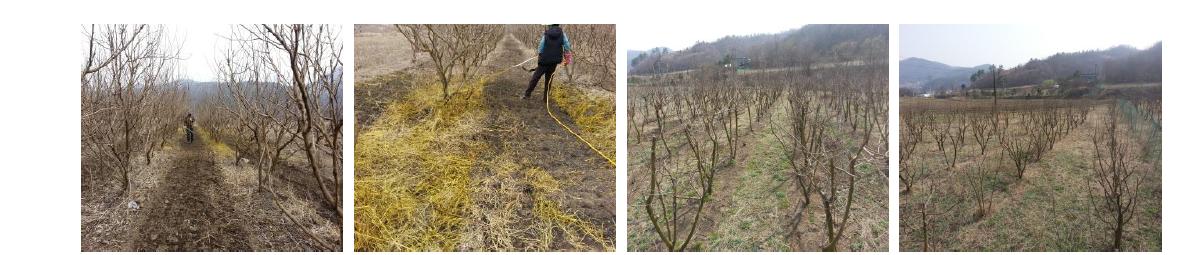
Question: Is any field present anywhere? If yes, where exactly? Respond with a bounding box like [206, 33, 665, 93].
[81, 24, 343, 251]
[898, 92, 1162, 251]
[626, 62, 889, 251]
[353, 24, 616, 251]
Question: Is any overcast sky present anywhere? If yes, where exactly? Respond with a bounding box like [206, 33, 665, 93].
[622, 21, 805, 51]
[900, 24, 1162, 68]
[171, 24, 240, 82]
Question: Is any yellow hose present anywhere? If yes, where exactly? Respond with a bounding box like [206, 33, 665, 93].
[544, 77, 617, 168]
[480, 59, 617, 168]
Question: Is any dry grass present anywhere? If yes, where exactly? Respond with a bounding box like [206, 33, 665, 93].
[524, 166, 613, 251]
[899, 99, 1161, 251]
[626, 92, 888, 252]
[354, 77, 487, 251]
[212, 140, 342, 251]
[355, 24, 417, 82]
[354, 73, 613, 251]
[81, 146, 179, 251]
[548, 83, 616, 161]
[463, 151, 613, 251]
[196, 127, 234, 158]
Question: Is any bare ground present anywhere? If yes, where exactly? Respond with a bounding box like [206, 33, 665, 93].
[128, 136, 252, 251]
[81, 133, 342, 251]
[467, 35, 615, 250]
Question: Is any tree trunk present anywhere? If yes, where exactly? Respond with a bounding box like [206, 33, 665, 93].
[1112, 212, 1124, 251]
[145, 145, 153, 165]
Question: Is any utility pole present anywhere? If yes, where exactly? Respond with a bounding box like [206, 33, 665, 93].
[990, 65, 1000, 133]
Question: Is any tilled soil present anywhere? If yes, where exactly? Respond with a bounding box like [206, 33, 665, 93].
[471, 35, 616, 249]
[128, 136, 252, 251]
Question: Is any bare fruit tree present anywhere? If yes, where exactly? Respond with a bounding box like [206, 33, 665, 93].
[81, 24, 184, 195]
[769, 65, 881, 251]
[215, 31, 300, 193]
[233, 24, 343, 217]
[1090, 104, 1140, 252]
[963, 161, 992, 219]
[201, 24, 345, 250]
[395, 24, 503, 101]
[561, 24, 616, 90]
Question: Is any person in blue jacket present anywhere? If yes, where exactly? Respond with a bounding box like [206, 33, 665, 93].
[522, 24, 571, 101]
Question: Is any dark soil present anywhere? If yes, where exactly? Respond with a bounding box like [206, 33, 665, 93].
[129, 136, 252, 251]
[471, 35, 616, 250]
[82, 132, 341, 252]
[356, 71, 414, 133]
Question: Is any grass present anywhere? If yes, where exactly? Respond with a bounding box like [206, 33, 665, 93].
[549, 82, 616, 163]
[707, 125, 792, 252]
[900, 100, 1160, 251]
[195, 127, 234, 158]
[625, 97, 888, 252]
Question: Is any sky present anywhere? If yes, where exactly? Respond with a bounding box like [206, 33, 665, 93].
[900, 24, 1163, 68]
[622, 21, 805, 51]
[174, 24, 240, 82]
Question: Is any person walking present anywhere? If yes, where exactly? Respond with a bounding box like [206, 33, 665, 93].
[184, 113, 195, 144]
[522, 24, 571, 101]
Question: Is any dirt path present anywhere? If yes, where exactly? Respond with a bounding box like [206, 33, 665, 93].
[129, 135, 252, 251]
[471, 35, 615, 249]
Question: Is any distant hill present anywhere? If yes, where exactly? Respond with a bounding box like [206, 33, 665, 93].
[970, 42, 1162, 89]
[903, 42, 1161, 93]
[180, 80, 221, 107]
[629, 24, 888, 75]
[899, 57, 990, 91]
[180, 74, 341, 109]
[628, 47, 670, 73]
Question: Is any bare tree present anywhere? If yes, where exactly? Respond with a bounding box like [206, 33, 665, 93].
[644, 130, 716, 251]
[205, 24, 345, 250]
[81, 24, 183, 195]
[969, 112, 994, 155]
[561, 24, 616, 90]
[820, 101, 873, 251]
[1002, 131, 1032, 180]
[394, 24, 502, 101]
[215, 32, 299, 192]
[963, 161, 992, 219]
[900, 109, 924, 194]
[236, 24, 343, 216]
[1090, 104, 1140, 251]
[945, 115, 967, 168]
